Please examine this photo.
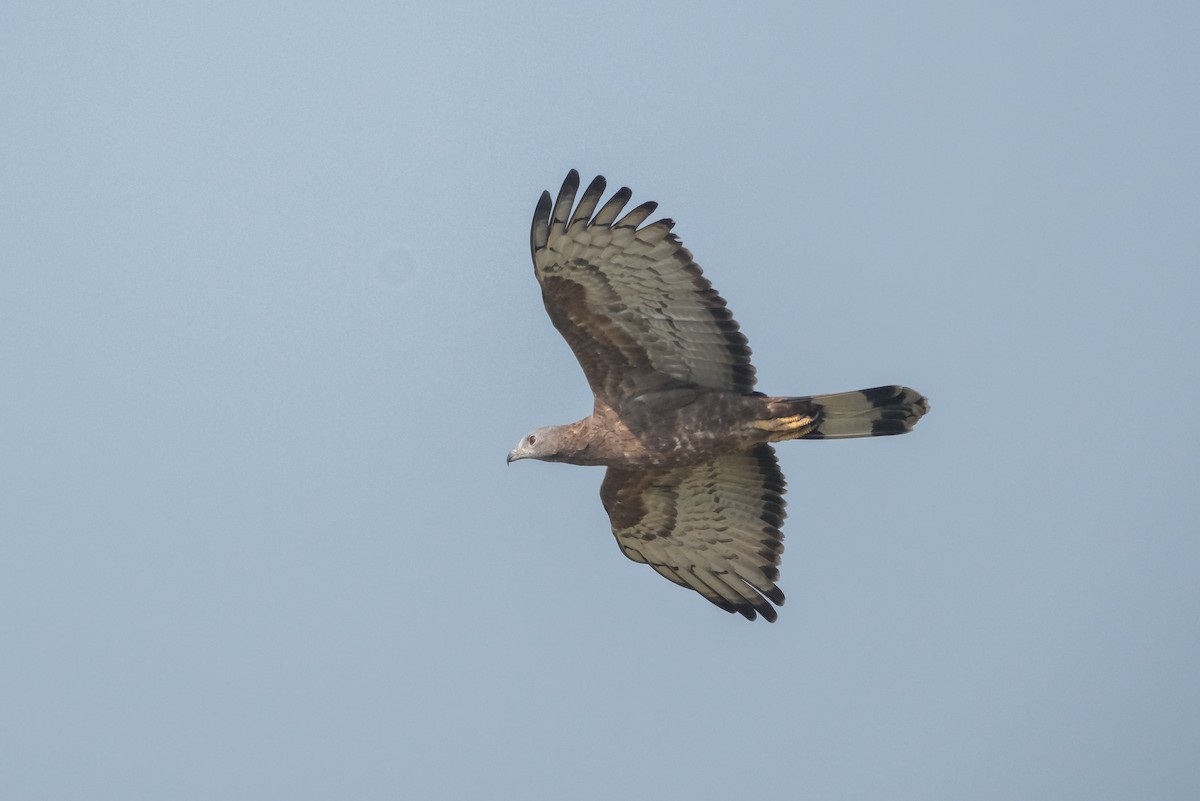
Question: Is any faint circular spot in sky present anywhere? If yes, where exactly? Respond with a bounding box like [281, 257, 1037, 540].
[378, 247, 416, 288]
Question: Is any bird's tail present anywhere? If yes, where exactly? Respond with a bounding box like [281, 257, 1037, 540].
[754, 385, 929, 441]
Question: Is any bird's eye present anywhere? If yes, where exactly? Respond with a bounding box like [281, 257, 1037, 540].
[527, 435, 537, 445]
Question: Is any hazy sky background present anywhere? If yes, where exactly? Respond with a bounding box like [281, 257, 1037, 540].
[3, 3, 1197, 799]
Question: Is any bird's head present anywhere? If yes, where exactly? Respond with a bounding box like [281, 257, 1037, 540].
[508, 426, 567, 464]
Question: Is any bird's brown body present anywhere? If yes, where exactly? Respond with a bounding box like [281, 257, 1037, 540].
[548, 390, 767, 468]
[544, 385, 927, 469]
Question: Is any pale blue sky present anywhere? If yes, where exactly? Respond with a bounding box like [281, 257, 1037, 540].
[2, 3, 1198, 799]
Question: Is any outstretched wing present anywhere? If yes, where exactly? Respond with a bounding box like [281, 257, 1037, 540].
[530, 170, 756, 407]
[599, 445, 787, 622]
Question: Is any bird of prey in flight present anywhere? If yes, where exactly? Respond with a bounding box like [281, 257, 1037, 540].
[509, 170, 929, 622]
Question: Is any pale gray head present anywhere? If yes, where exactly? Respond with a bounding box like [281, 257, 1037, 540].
[507, 425, 568, 464]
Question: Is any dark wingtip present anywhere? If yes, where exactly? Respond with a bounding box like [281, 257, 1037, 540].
[560, 169, 580, 196]
[584, 174, 606, 196]
[530, 190, 553, 255]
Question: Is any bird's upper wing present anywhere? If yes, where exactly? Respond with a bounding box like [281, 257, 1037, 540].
[599, 445, 786, 622]
[530, 170, 756, 407]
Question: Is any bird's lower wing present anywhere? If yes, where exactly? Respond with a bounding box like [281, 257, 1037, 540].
[599, 445, 787, 622]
